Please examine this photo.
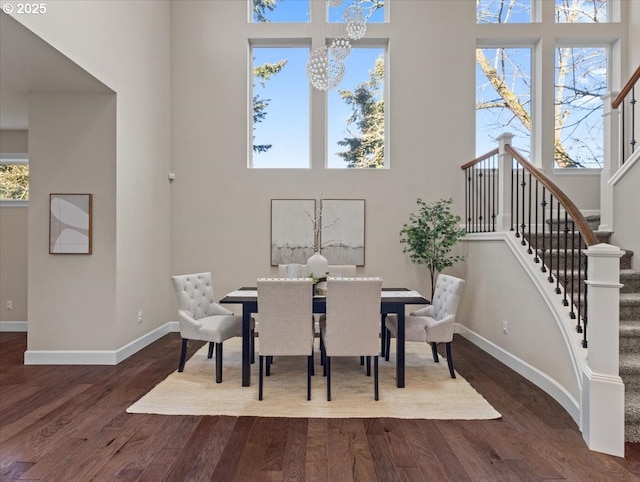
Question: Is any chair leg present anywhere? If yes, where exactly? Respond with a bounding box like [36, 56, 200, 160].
[266, 356, 271, 376]
[310, 339, 315, 376]
[431, 342, 440, 363]
[445, 342, 456, 379]
[215, 342, 223, 383]
[385, 329, 391, 362]
[178, 338, 188, 372]
[366, 356, 371, 376]
[360, 356, 365, 366]
[307, 353, 313, 400]
[250, 329, 255, 364]
[207, 342, 214, 359]
[374, 356, 379, 401]
[320, 338, 327, 376]
[380, 314, 387, 357]
[259, 355, 264, 400]
[326, 356, 331, 401]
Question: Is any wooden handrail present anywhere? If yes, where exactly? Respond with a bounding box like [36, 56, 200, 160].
[505, 145, 598, 246]
[460, 147, 499, 170]
[612, 65, 640, 109]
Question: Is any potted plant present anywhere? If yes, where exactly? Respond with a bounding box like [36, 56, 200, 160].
[399, 198, 466, 298]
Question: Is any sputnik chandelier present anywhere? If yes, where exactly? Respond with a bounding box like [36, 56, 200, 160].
[306, 0, 369, 91]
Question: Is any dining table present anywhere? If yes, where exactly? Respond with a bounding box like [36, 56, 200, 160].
[220, 286, 430, 388]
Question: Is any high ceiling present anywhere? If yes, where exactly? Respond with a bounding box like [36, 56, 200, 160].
[0, 13, 112, 130]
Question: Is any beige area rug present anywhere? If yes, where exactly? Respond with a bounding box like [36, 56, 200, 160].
[127, 338, 501, 420]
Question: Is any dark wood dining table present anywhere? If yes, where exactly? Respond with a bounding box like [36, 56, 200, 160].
[220, 287, 429, 388]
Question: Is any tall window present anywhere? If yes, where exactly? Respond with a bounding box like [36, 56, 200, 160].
[250, 0, 389, 169]
[554, 46, 607, 167]
[477, 0, 531, 23]
[476, 0, 615, 169]
[555, 0, 607, 22]
[251, 0, 310, 23]
[328, 47, 385, 168]
[476, 48, 531, 156]
[0, 154, 29, 202]
[251, 46, 310, 168]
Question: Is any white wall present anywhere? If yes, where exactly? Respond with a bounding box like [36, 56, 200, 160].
[456, 236, 583, 409]
[3, 0, 635, 356]
[11, 1, 172, 352]
[0, 129, 28, 324]
[630, 0, 640, 71]
[28, 93, 117, 349]
[170, 0, 476, 301]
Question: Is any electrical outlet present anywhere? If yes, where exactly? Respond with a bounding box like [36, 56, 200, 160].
[6, 300, 13, 310]
[502, 321, 508, 335]
[137, 311, 143, 324]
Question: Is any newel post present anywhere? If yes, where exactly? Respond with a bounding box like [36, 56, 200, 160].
[496, 132, 514, 232]
[581, 243, 625, 456]
[599, 92, 619, 232]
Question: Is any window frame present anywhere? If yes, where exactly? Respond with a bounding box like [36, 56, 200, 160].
[475, 0, 622, 170]
[0, 153, 29, 207]
[248, 41, 313, 169]
[247, 0, 391, 170]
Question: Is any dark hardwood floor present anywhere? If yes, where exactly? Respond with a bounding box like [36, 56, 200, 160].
[2, 331, 640, 481]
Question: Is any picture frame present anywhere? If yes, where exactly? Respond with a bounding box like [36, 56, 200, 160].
[49, 193, 93, 254]
[320, 199, 365, 266]
[271, 199, 316, 266]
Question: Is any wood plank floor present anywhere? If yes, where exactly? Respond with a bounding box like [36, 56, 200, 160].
[2, 331, 640, 481]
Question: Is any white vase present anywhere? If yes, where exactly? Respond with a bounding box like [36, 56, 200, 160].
[307, 251, 328, 279]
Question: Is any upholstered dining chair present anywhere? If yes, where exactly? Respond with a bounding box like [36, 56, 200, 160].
[257, 278, 315, 401]
[320, 277, 383, 401]
[171, 272, 254, 383]
[384, 274, 465, 379]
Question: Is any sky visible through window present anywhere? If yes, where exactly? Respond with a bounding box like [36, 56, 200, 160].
[251, 0, 385, 169]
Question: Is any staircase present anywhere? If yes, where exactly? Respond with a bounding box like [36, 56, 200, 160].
[525, 215, 640, 442]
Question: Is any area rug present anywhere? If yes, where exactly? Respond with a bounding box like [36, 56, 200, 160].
[127, 338, 501, 420]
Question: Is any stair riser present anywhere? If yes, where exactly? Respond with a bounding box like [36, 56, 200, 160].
[524, 232, 611, 249]
[545, 218, 601, 232]
[626, 423, 640, 443]
[537, 251, 633, 270]
[621, 338, 640, 353]
[622, 303, 640, 322]
[566, 300, 640, 321]
[542, 272, 640, 294]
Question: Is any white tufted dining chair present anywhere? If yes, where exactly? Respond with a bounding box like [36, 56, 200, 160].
[257, 278, 315, 401]
[384, 274, 465, 379]
[320, 277, 383, 401]
[171, 272, 254, 383]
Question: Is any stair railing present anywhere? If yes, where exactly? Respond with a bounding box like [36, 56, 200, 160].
[612, 64, 640, 164]
[462, 135, 598, 347]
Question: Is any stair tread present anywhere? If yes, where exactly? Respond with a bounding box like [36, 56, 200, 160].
[619, 353, 640, 370]
[621, 293, 640, 302]
[620, 320, 640, 330]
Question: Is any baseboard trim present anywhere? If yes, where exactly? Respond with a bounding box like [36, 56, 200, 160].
[24, 321, 180, 365]
[0, 321, 28, 332]
[455, 324, 580, 424]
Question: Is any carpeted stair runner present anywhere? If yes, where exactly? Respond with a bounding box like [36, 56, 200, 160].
[528, 215, 640, 442]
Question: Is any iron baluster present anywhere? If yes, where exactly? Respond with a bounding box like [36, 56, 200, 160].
[569, 221, 576, 318]
[534, 180, 540, 263]
[583, 254, 588, 348]
[577, 238, 583, 333]
[555, 202, 562, 293]
[541, 187, 547, 273]
[548, 195, 554, 283]
[562, 210, 569, 305]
